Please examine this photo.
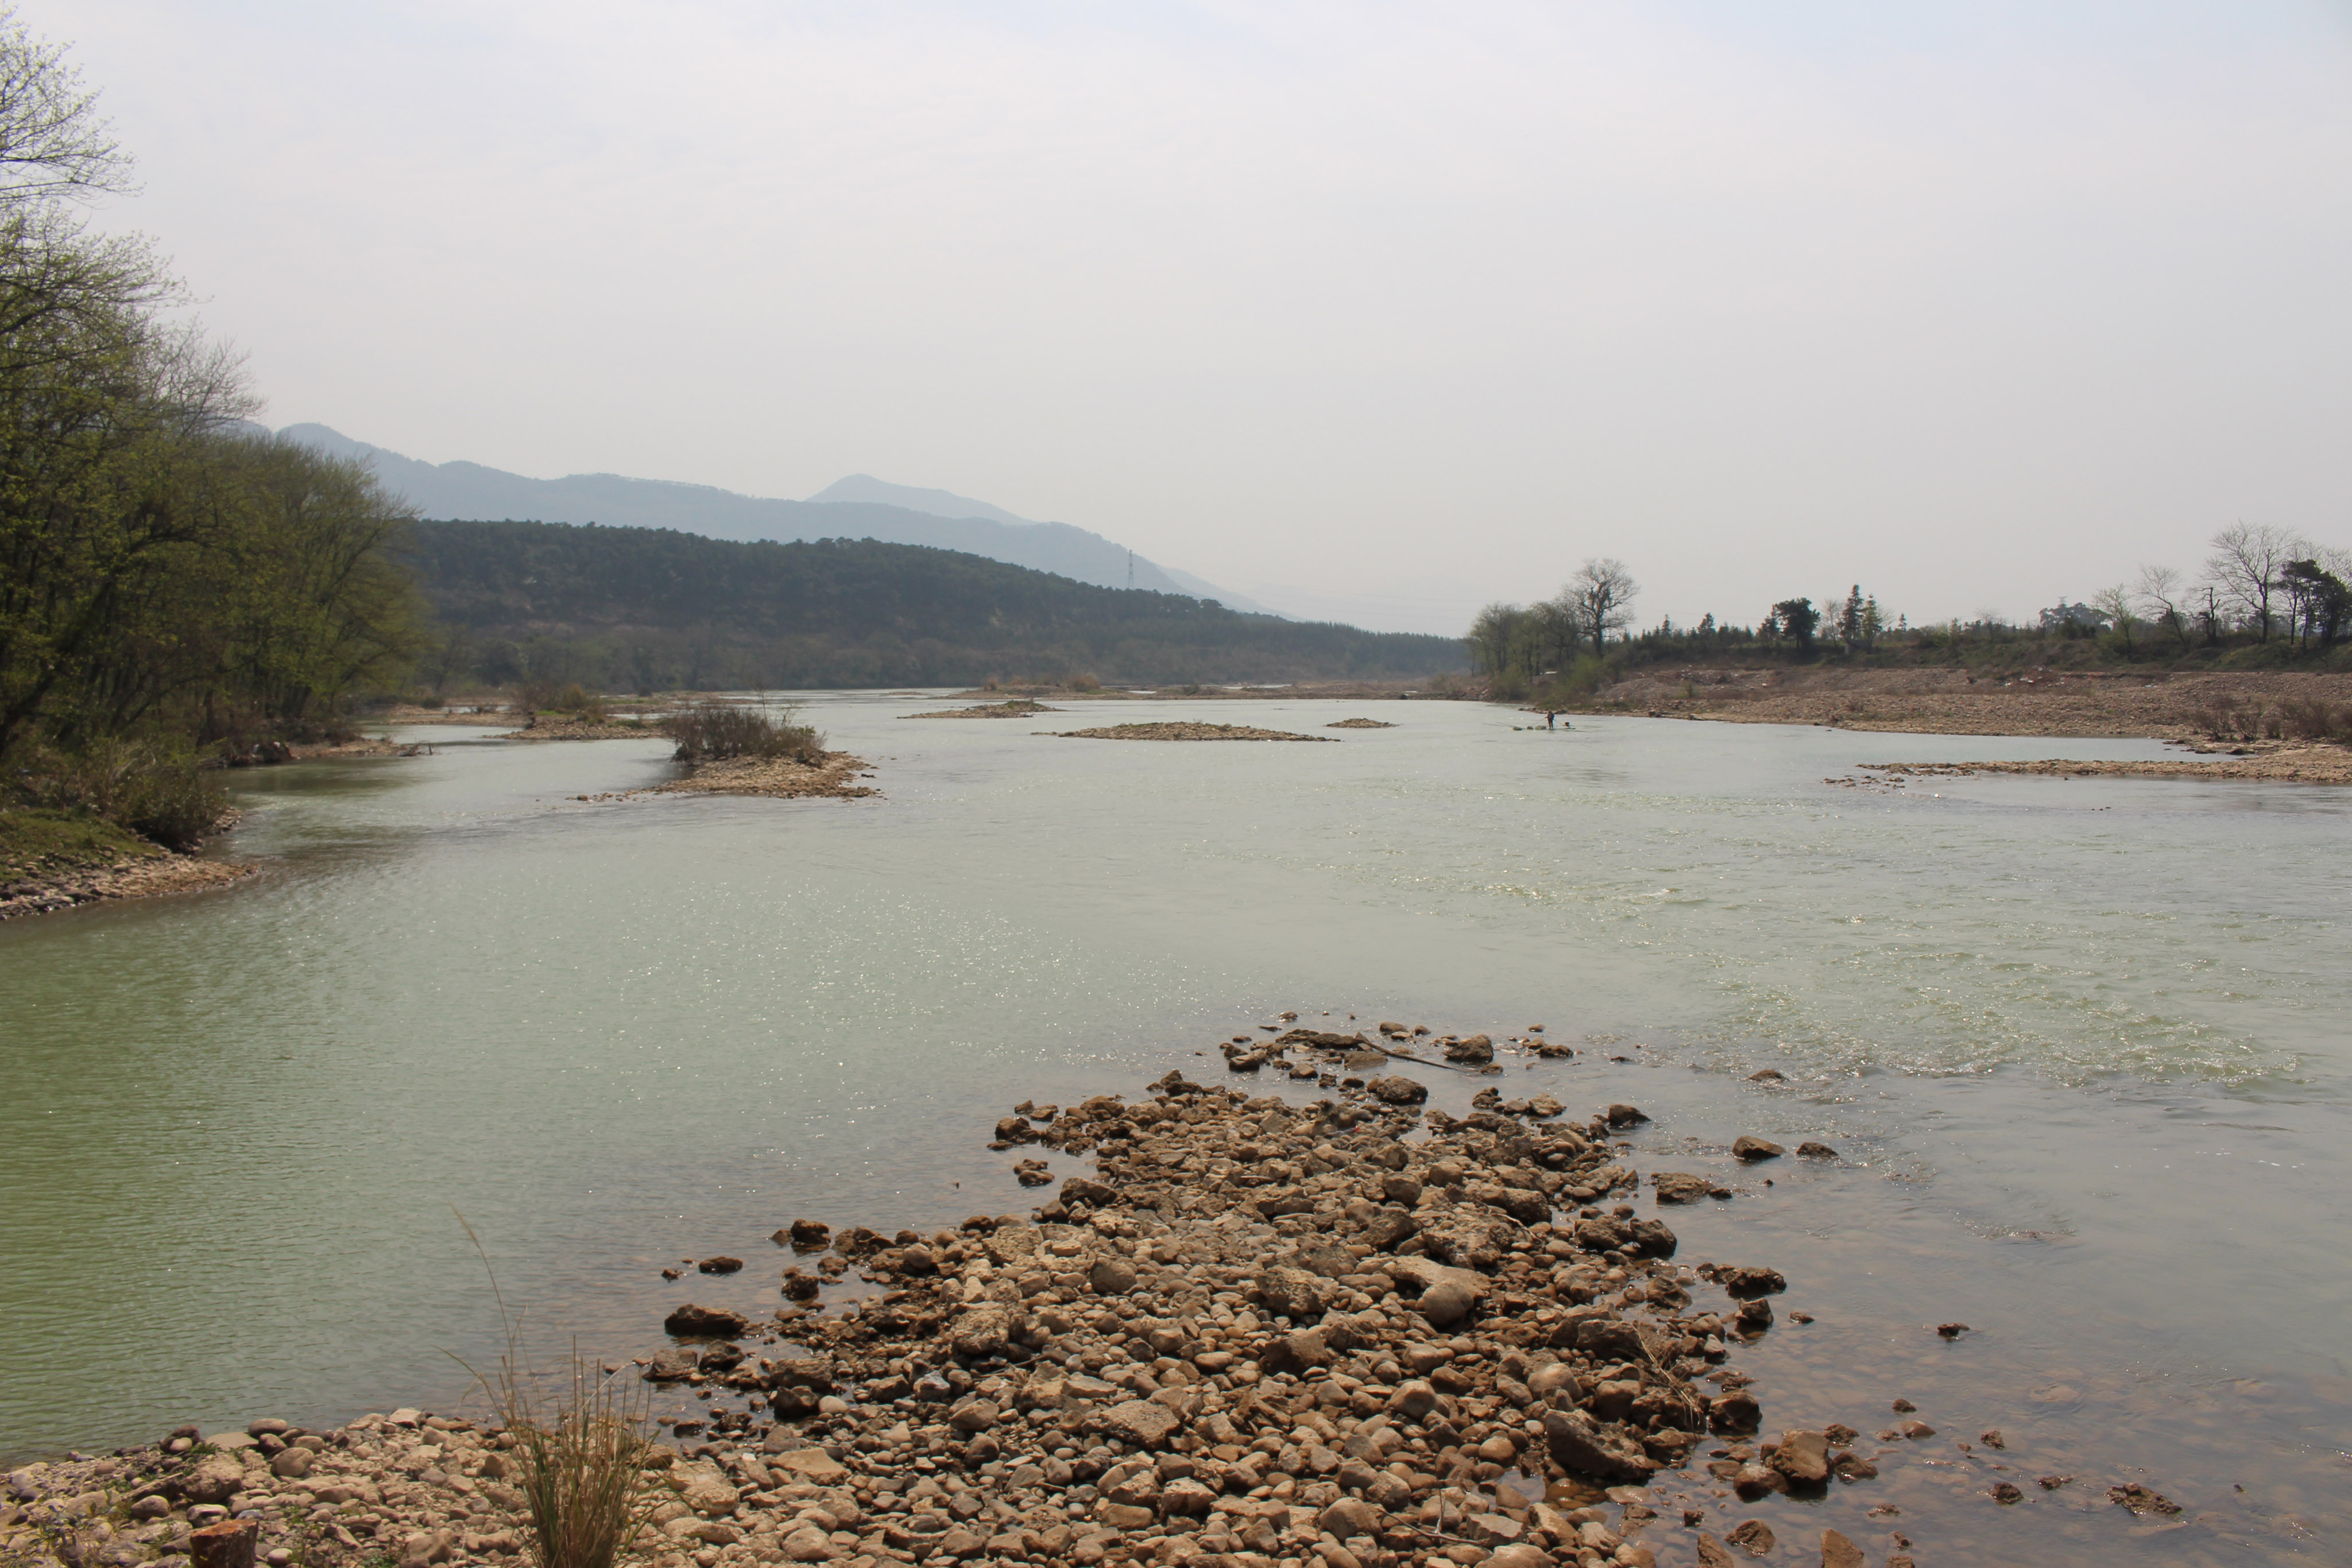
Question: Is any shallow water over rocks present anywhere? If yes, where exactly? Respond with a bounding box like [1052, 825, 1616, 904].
[2, 694, 2346, 1563]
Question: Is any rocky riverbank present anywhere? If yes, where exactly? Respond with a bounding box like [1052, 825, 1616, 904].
[904, 703, 1063, 719]
[498, 716, 660, 741]
[5, 1031, 2191, 1568]
[0, 809, 253, 922]
[655, 750, 880, 801]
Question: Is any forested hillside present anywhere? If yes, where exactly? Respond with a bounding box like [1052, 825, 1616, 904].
[404, 520, 1463, 690]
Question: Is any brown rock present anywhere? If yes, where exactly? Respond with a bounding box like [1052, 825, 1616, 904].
[1367, 1075, 1428, 1105]
[1257, 1265, 1326, 1319]
[1696, 1534, 1736, 1568]
[2108, 1482, 2181, 1516]
[189, 1520, 259, 1568]
[1821, 1527, 1865, 1568]
[949, 1300, 1022, 1357]
[1486, 1548, 1553, 1568]
[1653, 1171, 1716, 1204]
[1159, 1478, 1216, 1516]
[945, 1398, 999, 1432]
[765, 1448, 849, 1485]
[695, 1256, 744, 1275]
[1259, 1326, 1335, 1375]
[1542, 1406, 1655, 1481]
[1709, 1391, 1762, 1433]
[180, 1455, 247, 1505]
[1726, 1519, 1775, 1555]
[1386, 1379, 1440, 1421]
[1732, 1136, 1784, 1161]
[1767, 1429, 1830, 1485]
[663, 1303, 749, 1337]
[1796, 1141, 1838, 1158]
[1719, 1265, 1786, 1298]
[934, 1525, 988, 1558]
[1415, 1278, 1475, 1327]
[1088, 1256, 1138, 1295]
[1098, 1399, 1180, 1449]
[1059, 1176, 1117, 1209]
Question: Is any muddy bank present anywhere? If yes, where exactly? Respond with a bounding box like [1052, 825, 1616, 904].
[1050, 725, 1337, 743]
[655, 750, 880, 802]
[1591, 667, 2352, 742]
[1856, 747, 2352, 786]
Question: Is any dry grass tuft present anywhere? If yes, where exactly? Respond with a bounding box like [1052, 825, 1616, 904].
[455, 1217, 659, 1568]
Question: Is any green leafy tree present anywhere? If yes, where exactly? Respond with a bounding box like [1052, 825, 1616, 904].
[1768, 597, 1820, 649]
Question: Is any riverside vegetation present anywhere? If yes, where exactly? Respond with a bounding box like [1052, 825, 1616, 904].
[1471, 535, 2352, 711]
[2, 1026, 2194, 1568]
[0, 13, 420, 876]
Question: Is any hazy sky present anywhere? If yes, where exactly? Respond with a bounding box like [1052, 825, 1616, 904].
[60, 1, 2352, 634]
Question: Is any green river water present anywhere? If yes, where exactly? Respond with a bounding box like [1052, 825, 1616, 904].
[2, 694, 2346, 1563]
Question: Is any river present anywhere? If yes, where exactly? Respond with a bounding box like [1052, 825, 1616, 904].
[2, 694, 2345, 1563]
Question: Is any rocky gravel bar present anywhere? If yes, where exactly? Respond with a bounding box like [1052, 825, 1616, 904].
[12, 1027, 2175, 1568]
[1045, 724, 1336, 742]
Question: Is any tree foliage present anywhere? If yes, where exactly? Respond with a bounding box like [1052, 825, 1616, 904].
[0, 10, 421, 824]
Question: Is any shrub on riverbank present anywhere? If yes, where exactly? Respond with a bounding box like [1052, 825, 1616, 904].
[9, 740, 227, 850]
[660, 702, 826, 764]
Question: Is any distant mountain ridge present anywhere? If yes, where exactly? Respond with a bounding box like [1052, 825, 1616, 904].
[274, 424, 1281, 617]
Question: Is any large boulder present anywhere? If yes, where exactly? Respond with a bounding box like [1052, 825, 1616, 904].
[1719, 1264, 1786, 1298]
[1652, 1171, 1716, 1204]
[662, 1303, 749, 1338]
[1360, 1207, 1419, 1251]
[1287, 1240, 1356, 1279]
[1097, 1400, 1180, 1449]
[179, 1455, 248, 1505]
[949, 1301, 1024, 1358]
[1542, 1407, 1656, 1482]
[1418, 1211, 1522, 1270]
[1767, 1429, 1829, 1485]
[1256, 1266, 1326, 1320]
[1058, 1177, 1117, 1210]
[1366, 1076, 1428, 1105]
